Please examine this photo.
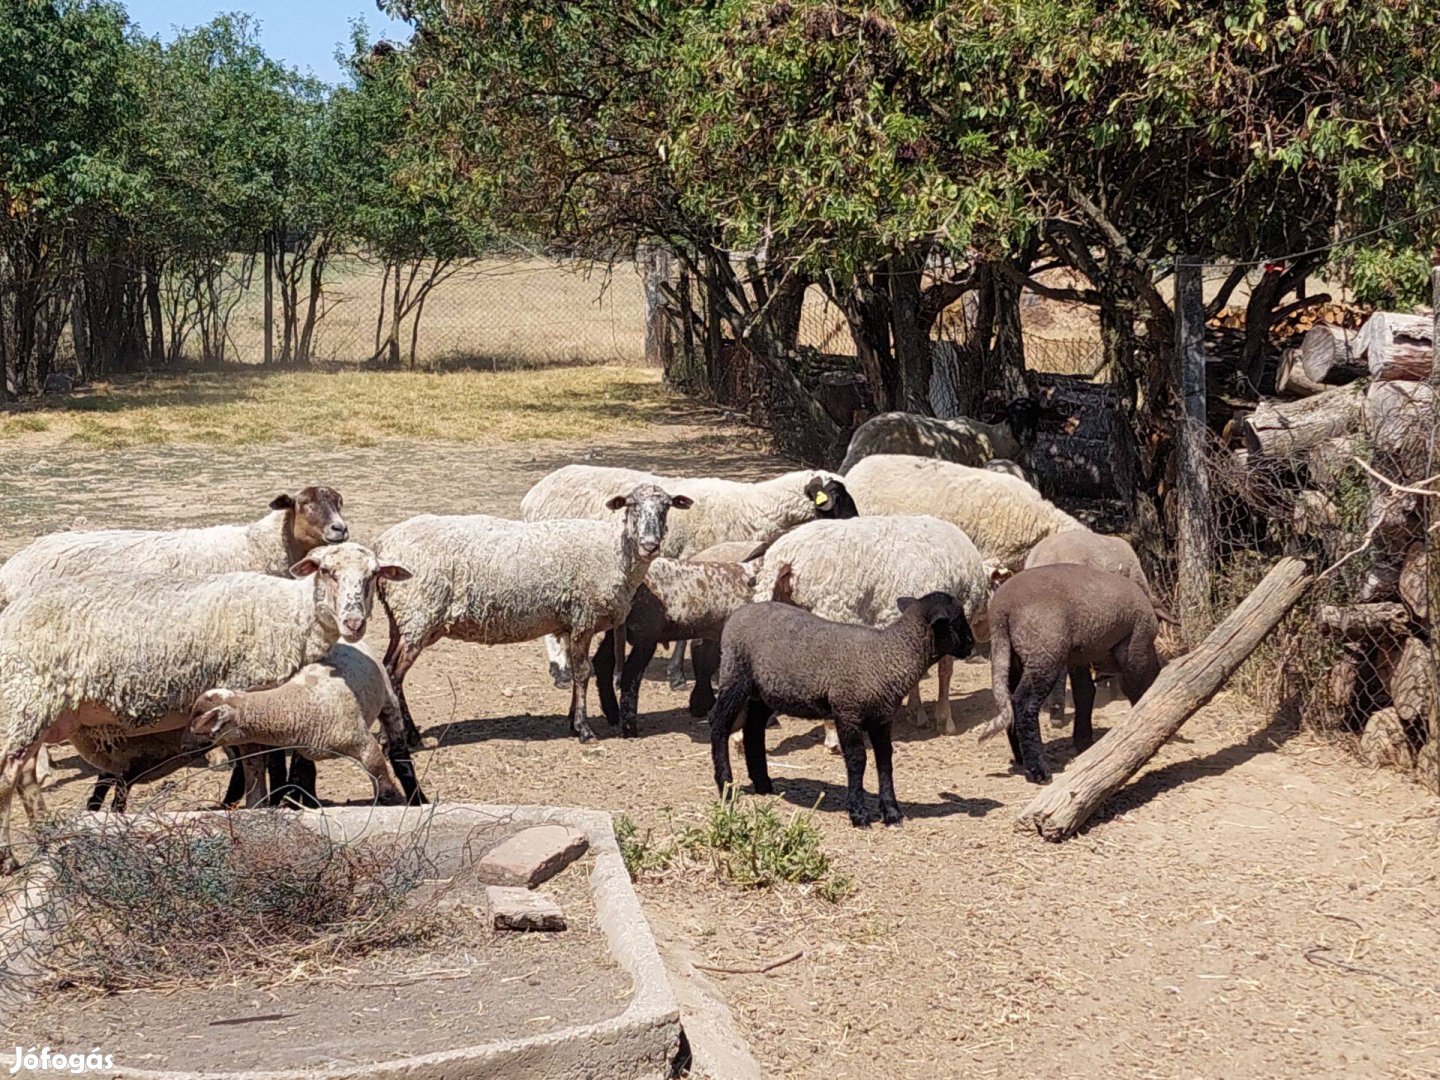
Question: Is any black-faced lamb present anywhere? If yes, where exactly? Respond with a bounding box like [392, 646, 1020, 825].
[710, 593, 973, 827]
[975, 563, 1162, 784]
[186, 641, 424, 808]
[0, 542, 411, 872]
[842, 454, 1082, 571]
[838, 399, 1041, 473]
[592, 555, 771, 735]
[0, 486, 348, 612]
[750, 514, 992, 742]
[375, 484, 690, 745]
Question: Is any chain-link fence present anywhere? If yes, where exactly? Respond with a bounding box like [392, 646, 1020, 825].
[1202, 379, 1440, 795]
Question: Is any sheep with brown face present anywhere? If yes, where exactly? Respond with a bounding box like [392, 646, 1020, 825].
[975, 563, 1162, 784]
[0, 486, 348, 612]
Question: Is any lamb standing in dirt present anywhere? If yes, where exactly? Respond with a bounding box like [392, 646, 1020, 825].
[186, 641, 423, 808]
[838, 399, 1042, 473]
[975, 563, 1162, 784]
[0, 486, 348, 611]
[843, 454, 1082, 570]
[521, 464, 850, 687]
[751, 514, 992, 739]
[711, 593, 973, 827]
[0, 542, 410, 872]
[375, 484, 690, 745]
[68, 727, 224, 812]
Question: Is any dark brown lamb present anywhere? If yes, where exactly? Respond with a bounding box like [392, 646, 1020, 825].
[976, 563, 1162, 784]
[710, 593, 973, 827]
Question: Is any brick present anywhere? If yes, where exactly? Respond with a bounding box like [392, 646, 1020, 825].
[477, 825, 588, 887]
[485, 886, 566, 931]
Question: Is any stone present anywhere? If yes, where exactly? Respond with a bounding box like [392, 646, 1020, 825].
[1360, 707, 1415, 770]
[477, 824, 588, 887]
[486, 886, 566, 931]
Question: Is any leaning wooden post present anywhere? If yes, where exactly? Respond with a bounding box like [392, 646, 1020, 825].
[640, 245, 675, 373]
[1018, 556, 1312, 841]
[1173, 257, 1214, 643]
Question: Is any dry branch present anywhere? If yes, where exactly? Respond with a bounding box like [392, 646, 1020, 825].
[1017, 556, 1312, 842]
[1317, 603, 1410, 638]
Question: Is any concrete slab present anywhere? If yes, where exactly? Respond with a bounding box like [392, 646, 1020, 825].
[485, 885, 566, 931]
[476, 823, 588, 887]
[0, 804, 681, 1080]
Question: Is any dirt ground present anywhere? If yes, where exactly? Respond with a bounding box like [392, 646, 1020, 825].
[2, 402, 1438, 1079]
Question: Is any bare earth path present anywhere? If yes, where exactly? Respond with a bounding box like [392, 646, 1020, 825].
[3, 406, 1438, 1079]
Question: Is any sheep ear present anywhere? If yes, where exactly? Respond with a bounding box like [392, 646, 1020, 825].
[605, 495, 629, 511]
[896, 596, 918, 615]
[670, 494, 693, 510]
[772, 562, 795, 599]
[377, 563, 412, 582]
[270, 494, 296, 511]
[989, 566, 1013, 589]
[290, 557, 321, 578]
[189, 706, 227, 736]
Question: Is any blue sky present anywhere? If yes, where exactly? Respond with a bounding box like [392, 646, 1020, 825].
[122, 0, 413, 85]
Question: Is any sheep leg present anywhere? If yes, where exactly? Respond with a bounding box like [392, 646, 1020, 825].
[822, 720, 841, 754]
[905, 683, 927, 727]
[834, 719, 873, 827]
[87, 774, 118, 812]
[593, 632, 621, 727]
[667, 639, 689, 690]
[1069, 665, 1096, 753]
[1005, 649, 1024, 768]
[867, 719, 902, 825]
[567, 633, 598, 742]
[620, 636, 658, 739]
[377, 701, 427, 806]
[286, 755, 321, 809]
[544, 633, 572, 689]
[740, 700, 774, 796]
[611, 623, 627, 691]
[384, 639, 426, 749]
[708, 675, 749, 796]
[261, 749, 292, 807]
[241, 752, 269, 808]
[0, 752, 27, 874]
[935, 655, 956, 734]
[688, 639, 720, 717]
[357, 741, 406, 806]
[1047, 671, 1071, 729]
[1011, 669, 1058, 784]
[222, 748, 247, 807]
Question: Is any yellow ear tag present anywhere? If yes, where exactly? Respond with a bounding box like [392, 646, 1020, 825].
[813, 491, 829, 506]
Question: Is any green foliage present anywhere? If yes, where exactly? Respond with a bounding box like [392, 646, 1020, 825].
[678, 789, 854, 901]
[614, 813, 680, 880]
[1347, 244, 1433, 310]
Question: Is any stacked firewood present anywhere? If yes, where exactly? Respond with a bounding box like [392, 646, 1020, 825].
[1236, 310, 1439, 789]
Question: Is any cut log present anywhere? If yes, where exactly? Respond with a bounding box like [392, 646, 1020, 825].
[1317, 602, 1410, 638]
[1399, 543, 1428, 620]
[1306, 436, 1356, 488]
[1356, 312, 1434, 380]
[1299, 325, 1366, 385]
[1363, 379, 1435, 459]
[1360, 708, 1416, 770]
[1017, 556, 1312, 841]
[1386, 636, 1436, 739]
[1321, 645, 1362, 731]
[1240, 384, 1364, 458]
[1276, 349, 1327, 398]
[1291, 490, 1339, 535]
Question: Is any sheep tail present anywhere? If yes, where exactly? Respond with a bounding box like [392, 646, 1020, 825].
[976, 623, 1013, 743]
[708, 664, 751, 734]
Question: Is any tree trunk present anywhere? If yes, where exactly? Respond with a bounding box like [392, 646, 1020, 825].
[1241, 267, 1283, 390]
[1173, 259, 1214, 640]
[1240, 384, 1364, 457]
[1017, 556, 1312, 841]
[887, 253, 930, 413]
[1300, 325, 1364, 385]
[145, 259, 164, 363]
[640, 245, 674, 370]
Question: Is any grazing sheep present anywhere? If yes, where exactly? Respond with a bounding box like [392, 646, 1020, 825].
[186, 642, 424, 808]
[593, 555, 778, 736]
[975, 564, 1162, 784]
[710, 594, 974, 826]
[375, 485, 690, 745]
[0, 542, 411, 872]
[0, 486, 348, 611]
[68, 726, 227, 812]
[843, 454, 1083, 571]
[838, 399, 1041, 473]
[522, 465, 852, 688]
[750, 515, 992, 744]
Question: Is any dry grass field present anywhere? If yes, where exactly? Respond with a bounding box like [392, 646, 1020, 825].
[2, 366, 1438, 1079]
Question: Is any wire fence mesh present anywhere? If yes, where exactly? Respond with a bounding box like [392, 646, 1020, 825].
[1201, 382, 1440, 795]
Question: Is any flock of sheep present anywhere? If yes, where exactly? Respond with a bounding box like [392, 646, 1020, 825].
[0, 402, 1171, 869]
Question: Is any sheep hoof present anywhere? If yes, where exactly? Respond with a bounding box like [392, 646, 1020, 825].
[826, 741, 842, 756]
[752, 779, 775, 796]
[668, 671, 689, 691]
[549, 662, 572, 690]
[576, 723, 598, 743]
[408, 789, 429, 806]
[881, 807, 904, 826]
[1024, 762, 1053, 785]
[847, 810, 873, 828]
[1073, 736, 1093, 753]
[621, 723, 638, 739]
[404, 727, 424, 750]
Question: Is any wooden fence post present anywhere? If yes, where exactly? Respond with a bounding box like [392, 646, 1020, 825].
[1174, 257, 1214, 642]
[640, 246, 674, 372]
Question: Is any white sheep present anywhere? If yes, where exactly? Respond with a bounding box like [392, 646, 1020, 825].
[0, 486, 348, 611]
[521, 465, 850, 687]
[842, 454, 1083, 571]
[751, 515, 993, 744]
[375, 484, 691, 745]
[188, 641, 421, 808]
[838, 400, 1041, 473]
[0, 542, 411, 872]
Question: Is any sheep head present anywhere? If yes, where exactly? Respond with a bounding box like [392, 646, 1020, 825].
[897, 592, 973, 661]
[272, 485, 349, 549]
[290, 542, 412, 643]
[605, 484, 692, 558]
